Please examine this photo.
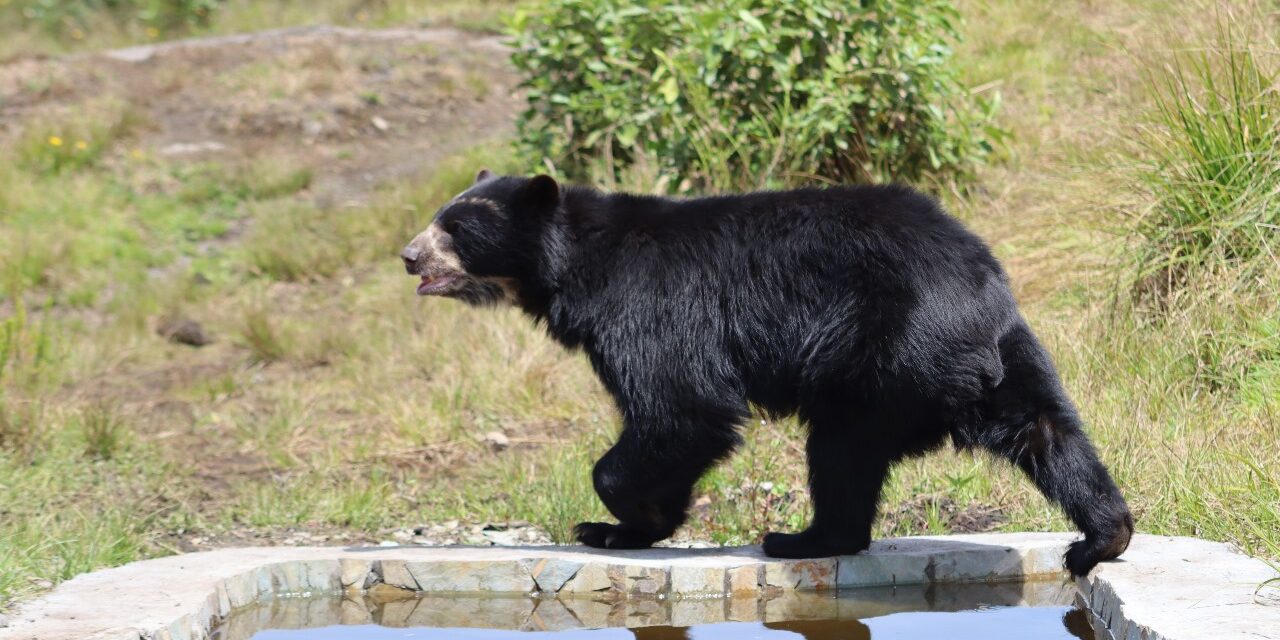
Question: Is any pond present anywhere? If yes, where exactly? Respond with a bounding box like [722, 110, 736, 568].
[214, 580, 1098, 640]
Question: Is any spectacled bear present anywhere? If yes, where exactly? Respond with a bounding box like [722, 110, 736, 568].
[400, 171, 1134, 576]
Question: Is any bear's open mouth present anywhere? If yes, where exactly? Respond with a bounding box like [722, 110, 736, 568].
[416, 274, 459, 296]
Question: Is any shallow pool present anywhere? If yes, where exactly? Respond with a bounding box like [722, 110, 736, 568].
[214, 580, 1098, 640]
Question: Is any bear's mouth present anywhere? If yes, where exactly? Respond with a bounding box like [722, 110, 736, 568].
[416, 274, 459, 296]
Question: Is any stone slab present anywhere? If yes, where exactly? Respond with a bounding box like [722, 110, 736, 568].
[0, 534, 1273, 640]
[1077, 535, 1280, 640]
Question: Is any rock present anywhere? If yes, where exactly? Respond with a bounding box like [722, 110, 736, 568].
[406, 561, 535, 593]
[670, 566, 725, 596]
[160, 141, 226, 156]
[483, 530, 522, 546]
[105, 45, 156, 63]
[727, 565, 761, 593]
[482, 431, 509, 451]
[560, 563, 611, 594]
[157, 317, 211, 347]
[764, 558, 837, 590]
[339, 559, 371, 590]
[620, 565, 669, 597]
[521, 558, 582, 593]
[371, 116, 389, 131]
[379, 561, 418, 590]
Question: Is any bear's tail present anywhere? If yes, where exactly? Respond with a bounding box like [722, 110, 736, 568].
[965, 322, 1133, 577]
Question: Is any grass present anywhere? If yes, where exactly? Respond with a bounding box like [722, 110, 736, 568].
[0, 0, 524, 59]
[1, 0, 1278, 611]
[1128, 12, 1280, 300]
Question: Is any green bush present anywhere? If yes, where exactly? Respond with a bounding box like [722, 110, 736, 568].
[511, 0, 1000, 192]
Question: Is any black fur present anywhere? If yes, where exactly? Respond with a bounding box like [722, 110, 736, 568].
[410, 174, 1134, 576]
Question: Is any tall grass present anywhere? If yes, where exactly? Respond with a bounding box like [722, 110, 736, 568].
[1129, 16, 1280, 300]
[1087, 5, 1280, 562]
[1116, 10, 1280, 401]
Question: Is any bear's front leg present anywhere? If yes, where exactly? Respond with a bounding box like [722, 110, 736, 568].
[762, 419, 892, 559]
[575, 426, 738, 550]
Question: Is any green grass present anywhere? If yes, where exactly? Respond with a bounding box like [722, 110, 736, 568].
[1129, 13, 1280, 299]
[0, 410, 176, 601]
[0, 0, 524, 59]
[1, 0, 1278, 612]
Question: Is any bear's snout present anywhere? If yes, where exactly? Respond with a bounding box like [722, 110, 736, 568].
[400, 246, 422, 275]
[402, 224, 470, 297]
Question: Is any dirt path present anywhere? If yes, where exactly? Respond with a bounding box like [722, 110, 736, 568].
[0, 25, 522, 206]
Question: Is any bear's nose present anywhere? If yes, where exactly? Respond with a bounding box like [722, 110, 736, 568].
[400, 247, 421, 274]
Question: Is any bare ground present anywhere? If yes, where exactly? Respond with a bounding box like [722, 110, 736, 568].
[0, 25, 521, 206]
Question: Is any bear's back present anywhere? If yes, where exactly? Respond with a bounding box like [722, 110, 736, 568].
[578, 184, 1001, 293]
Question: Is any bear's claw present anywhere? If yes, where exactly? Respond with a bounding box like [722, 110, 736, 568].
[762, 529, 870, 559]
[574, 522, 660, 550]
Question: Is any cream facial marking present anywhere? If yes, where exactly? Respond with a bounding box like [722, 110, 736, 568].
[403, 221, 466, 296]
[422, 222, 463, 272]
[450, 196, 504, 215]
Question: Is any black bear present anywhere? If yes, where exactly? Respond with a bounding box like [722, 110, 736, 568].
[400, 171, 1133, 576]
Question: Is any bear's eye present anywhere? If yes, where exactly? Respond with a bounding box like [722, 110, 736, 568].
[442, 220, 462, 235]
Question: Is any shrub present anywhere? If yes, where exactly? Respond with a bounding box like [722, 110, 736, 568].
[1129, 19, 1279, 300]
[511, 0, 1000, 192]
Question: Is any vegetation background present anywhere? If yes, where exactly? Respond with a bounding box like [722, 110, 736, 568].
[1, 0, 1277, 609]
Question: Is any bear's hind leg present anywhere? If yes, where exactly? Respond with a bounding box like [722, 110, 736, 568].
[576, 425, 739, 550]
[977, 409, 1133, 576]
[971, 324, 1134, 577]
[762, 419, 892, 559]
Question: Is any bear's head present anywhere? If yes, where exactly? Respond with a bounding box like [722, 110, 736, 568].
[400, 170, 559, 305]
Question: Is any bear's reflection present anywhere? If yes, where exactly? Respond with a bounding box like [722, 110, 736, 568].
[629, 619, 872, 639]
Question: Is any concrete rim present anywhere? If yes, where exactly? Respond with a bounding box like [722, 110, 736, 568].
[0, 533, 1274, 640]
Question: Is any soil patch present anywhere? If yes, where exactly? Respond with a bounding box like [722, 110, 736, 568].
[0, 25, 521, 206]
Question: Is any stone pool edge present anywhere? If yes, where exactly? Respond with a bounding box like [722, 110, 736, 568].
[0, 532, 1275, 640]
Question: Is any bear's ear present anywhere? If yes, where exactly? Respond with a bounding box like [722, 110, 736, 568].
[475, 168, 494, 184]
[523, 174, 560, 209]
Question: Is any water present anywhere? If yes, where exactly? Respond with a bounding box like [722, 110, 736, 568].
[216, 581, 1099, 640]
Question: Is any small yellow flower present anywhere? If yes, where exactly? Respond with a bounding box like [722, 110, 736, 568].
[48, 136, 63, 147]
[70, 28, 85, 40]
[130, 149, 145, 160]
[75, 140, 88, 150]
[146, 27, 160, 38]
